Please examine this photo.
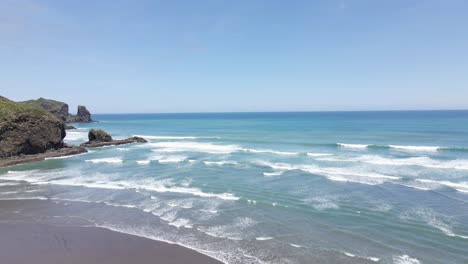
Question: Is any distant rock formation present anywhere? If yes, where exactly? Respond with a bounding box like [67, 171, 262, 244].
[0, 96, 87, 167]
[21, 97, 70, 122]
[81, 129, 147, 147]
[20, 98, 94, 123]
[65, 125, 77, 130]
[68, 105, 93, 123]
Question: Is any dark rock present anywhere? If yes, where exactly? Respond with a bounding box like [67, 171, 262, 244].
[0, 145, 88, 167]
[88, 129, 112, 142]
[20, 97, 69, 122]
[20, 97, 95, 123]
[81, 134, 147, 147]
[0, 97, 65, 158]
[68, 105, 93, 123]
[65, 125, 77, 130]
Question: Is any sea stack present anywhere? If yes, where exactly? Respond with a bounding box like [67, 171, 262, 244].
[81, 129, 147, 147]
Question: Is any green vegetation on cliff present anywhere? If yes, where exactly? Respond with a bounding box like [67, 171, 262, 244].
[0, 96, 65, 158]
[20, 97, 70, 122]
[0, 97, 49, 121]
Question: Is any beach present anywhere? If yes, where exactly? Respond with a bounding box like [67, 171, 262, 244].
[0, 199, 222, 264]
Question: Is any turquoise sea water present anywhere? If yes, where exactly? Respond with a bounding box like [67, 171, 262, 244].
[1, 111, 468, 263]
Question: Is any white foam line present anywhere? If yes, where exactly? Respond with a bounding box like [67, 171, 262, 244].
[337, 143, 369, 149]
[203, 161, 238, 166]
[255, 237, 273, 241]
[415, 179, 468, 193]
[307, 153, 333, 157]
[149, 141, 241, 154]
[85, 157, 123, 164]
[242, 148, 298, 156]
[45, 152, 89, 160]
[393, 255, 421, 264]
[389, 145, 439, 152]
[134, 135, 220, 140]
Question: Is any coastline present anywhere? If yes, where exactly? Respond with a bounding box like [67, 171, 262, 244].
[0, 199, 223, 264]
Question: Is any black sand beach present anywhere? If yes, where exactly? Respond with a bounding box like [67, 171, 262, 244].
[0, 200, 223, 264]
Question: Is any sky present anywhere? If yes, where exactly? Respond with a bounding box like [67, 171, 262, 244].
[1, 0, 467, 113]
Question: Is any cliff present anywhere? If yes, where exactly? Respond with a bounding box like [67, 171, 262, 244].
[0, 97, 66, 158]
[20, 98, 93, 123]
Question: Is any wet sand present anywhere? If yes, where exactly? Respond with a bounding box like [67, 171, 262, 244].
[0, 221, 223, 264]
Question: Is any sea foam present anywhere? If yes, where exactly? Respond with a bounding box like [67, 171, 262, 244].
[85, 157, 123, 164]
[149, 141, 240, 154]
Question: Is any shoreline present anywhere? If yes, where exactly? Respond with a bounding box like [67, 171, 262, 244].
[0, 146, 88, 168]
[0, 206, 224, 264]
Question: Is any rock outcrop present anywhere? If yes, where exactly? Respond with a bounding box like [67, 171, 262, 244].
[65, 125, 77, 130]
[0, 96, 88, 167]
[81, 129, 147, 147]
[88, 129, 113, 142]
[20, 97, 94, 123]
[0, 97, 66, 158]
[68, 105, 93, 123]
[0, 145, 87, 167]
[21, 97, 70, 122]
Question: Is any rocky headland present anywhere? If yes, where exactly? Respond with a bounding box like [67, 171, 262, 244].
[0, 96, 88, 167]
[80, 129, 147, 147]
[21, 97, 94, 123]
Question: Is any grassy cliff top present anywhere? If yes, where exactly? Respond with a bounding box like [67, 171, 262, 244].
[21, 97, 67, 110]
[0, 97, 50, 121]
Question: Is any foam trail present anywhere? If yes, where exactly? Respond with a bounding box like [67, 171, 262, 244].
[134, 135, 201, 140]
[393, 255, 420, 264]
[327, 155, 468, 171]
[149, 141, 240, 154]
[337, 143, 369, 149]
[85, 158, 123, 164]
[307, 153, 333, 157]
[255, 160, 400, 185]
[203, 161, 238, 166]
[415, 179, 468, 193]
[389, 145, 439, 152]
[255, 237, 273, 241]
[65, 131, 89, 141]
[242, 148, 298, 156]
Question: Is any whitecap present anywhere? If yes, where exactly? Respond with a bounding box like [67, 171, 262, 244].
[255, 160, 400, 185]
[393, 255, 420, 264]
[289, 243, 302, 248]
[168, 218, 193, 228]
[45, 152, 89, 160]
[389, 145, 439, 152]
[134, 135, 201, 140]
[149, 141, 240, 154]
[337, 143, 369, 149]
[307, 153, 333, 157]
[85, 157, 123, 164]
[65, 131, 88, 141]
[353, 155, 468, 170]
[263, 171, 284, 177]
[203, 160, 238, 166]
[242, 148, 298, 156]
[415, 179, 468, 193]
[136, 160, 151, 165]
[255, 237, 273, 241]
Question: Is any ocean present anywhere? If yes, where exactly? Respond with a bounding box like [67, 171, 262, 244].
[1, 111, 467, 264]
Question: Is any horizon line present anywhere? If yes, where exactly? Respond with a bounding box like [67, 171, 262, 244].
[92, 108, 468, 115]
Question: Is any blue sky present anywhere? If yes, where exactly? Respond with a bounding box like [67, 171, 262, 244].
[1, 0, 467, 113]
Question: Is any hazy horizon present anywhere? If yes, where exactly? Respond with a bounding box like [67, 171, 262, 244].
[2, 0, 467, 113]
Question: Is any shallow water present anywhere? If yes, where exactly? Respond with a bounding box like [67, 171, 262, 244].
[1, 111, 468, 263]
